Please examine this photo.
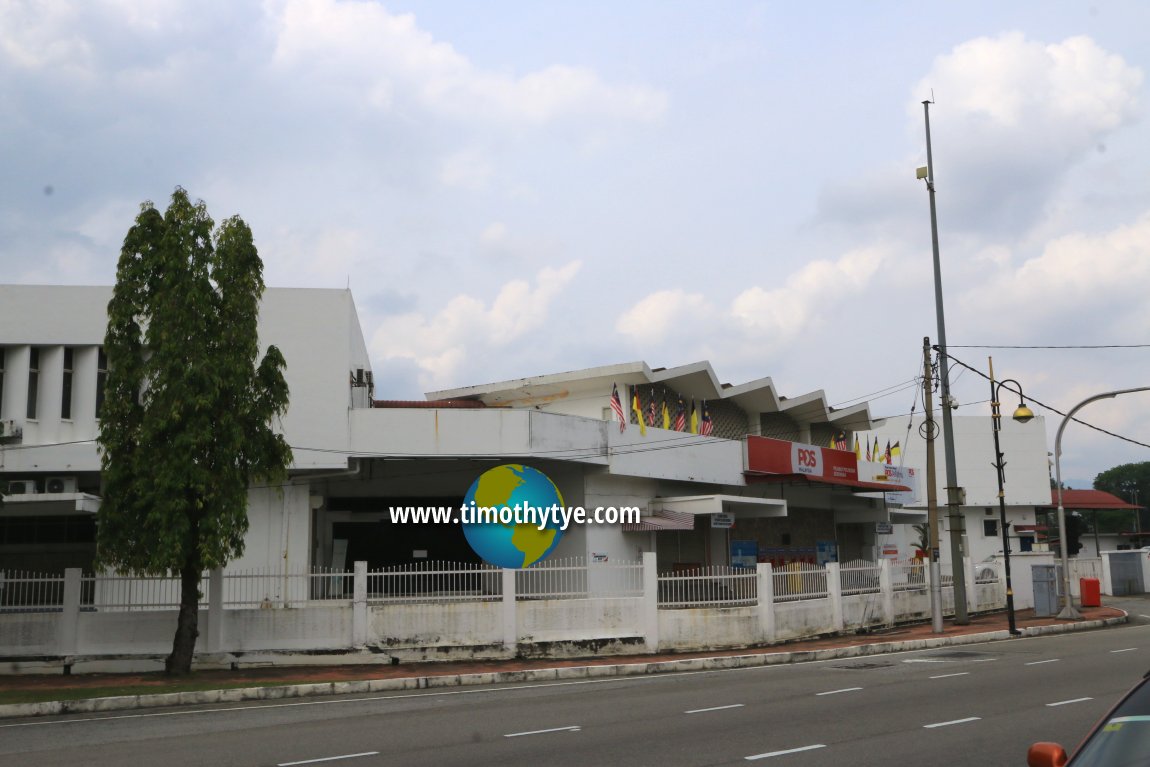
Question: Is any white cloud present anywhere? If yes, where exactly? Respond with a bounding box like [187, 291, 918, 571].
[912, 33, 1142, 235]
[440, 149, 494, 190]
[266, 0, 666, 125]
[616, 289, 716, 345]
[371, 261, 582, 389]
[617, 247, 887, 360]
[962, 211, 1150, 338]
[919, 33, 1140, 132]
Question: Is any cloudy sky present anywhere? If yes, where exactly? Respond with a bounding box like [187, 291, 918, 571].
[3, 0, 1149, 488]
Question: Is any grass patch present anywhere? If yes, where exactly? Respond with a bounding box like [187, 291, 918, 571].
[0, 678, 300, 706]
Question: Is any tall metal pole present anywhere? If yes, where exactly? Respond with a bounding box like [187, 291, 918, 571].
[1054, 386, 1150, 619]
[988, 358, 1020, 635]
[923, 338, 943, 633]
[922, 100, 969, 623]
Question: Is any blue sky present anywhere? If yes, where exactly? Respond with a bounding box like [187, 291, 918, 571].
[3, 1, 1150, 488]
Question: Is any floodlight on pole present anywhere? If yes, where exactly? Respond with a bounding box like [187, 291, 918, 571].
[919, 99, 969, 623]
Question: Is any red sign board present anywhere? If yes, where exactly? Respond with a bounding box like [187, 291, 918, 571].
[746, 436, 860, 482]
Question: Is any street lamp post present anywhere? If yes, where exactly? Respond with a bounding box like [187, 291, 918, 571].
[1054, 386, 1150, 620]
[988, 359, 1035, 636]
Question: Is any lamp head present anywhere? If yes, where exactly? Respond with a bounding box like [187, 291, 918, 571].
[1012, 404, 1035, 424]
[916, 166, 929, 180]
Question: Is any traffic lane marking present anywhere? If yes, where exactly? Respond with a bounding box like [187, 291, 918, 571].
[278, 753, 379, 766]
[928, 672, 969, 679]
[815, 687, 862, 696]
[745, 744, 826, 760]
[1025, 659, 1060, 665]
[685, 704, 744, 714]
[1047, 698, 1093, 707]
[923, 717, 980, 728]
[504, 725, 580, 737]
[1111, 648, 1138, 653]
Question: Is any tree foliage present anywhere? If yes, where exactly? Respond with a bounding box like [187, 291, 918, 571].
[1094, 462, 1150, 506]
[97, 188, 292, 673]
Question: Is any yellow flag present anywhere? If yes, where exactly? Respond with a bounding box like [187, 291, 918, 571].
[631, 389, 646, 436]
[690, 400, 699, 434]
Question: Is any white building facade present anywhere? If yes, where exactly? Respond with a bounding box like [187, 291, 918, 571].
[1, 285, 924, 582]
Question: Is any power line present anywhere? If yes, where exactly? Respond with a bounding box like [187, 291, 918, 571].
[939, 348, 1150, 452]
[950, 344, 1150, 349]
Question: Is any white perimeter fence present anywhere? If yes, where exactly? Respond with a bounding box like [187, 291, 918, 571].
[0, 555, 1006, 664]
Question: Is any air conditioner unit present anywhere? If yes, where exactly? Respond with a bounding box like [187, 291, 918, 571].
[6, 480, 37, 495]
[45, 476, 78, 494]
[0, 420, 21, 439]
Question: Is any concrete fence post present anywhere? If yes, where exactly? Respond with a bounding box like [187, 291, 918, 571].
[826, 562, 844, 632]
[642, 552, 660, 652]
[205, 568, 224, 653]
[57, 567, 82, 657]
[1100, 552, 1115, 596]
[756, 562, 775, 643]
[501, 568, 517, 655]
[879, 559, 894, 626]
[352, 561, 368, 647]
[963, 556, 976, 613]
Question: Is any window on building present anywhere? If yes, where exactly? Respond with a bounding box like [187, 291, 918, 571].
[983, 519, 999, 537]
[26, 347, 39, 420]
[95, 347, 107, 419]
[61, 347, 74, 420]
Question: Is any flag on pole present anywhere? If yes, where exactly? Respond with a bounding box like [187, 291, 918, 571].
[854, 435, 862, 460]
[883, 440, 892, 464]
[648, 392, 657, 427]
[610, 383, 626, 433]
[662, 396, 670, 430]
[834, 431, 847, 451]
[700, 401, 714, 436]
[828, 434, 837, 448]
[674, 395, 686, 431]
[690, 399, 699, 434]
[873, 437, 881, 464]
[890, 441, 901, 460]
[631, 387, 646, 436]
[865, 438, 872, 462]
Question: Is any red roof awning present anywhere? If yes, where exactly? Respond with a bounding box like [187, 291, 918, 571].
[744, 470, 910, 493]
[1038, 489, 1143, 510]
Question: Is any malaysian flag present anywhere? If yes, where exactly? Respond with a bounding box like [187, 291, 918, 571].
[610, 383, 626, 433]
[699, 400, 714, 436]
[648, 391, 657, 427]
[674, 395, 686, 431]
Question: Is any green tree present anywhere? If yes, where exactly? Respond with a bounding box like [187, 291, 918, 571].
[1094, 462, 1150, 508]
[97, 188, 292, 675]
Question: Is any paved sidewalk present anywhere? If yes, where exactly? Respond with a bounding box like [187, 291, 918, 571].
[0, 605, 1126, 719]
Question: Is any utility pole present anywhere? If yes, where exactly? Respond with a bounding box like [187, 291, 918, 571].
[923, 337, 943, 633]
[921, 100, 969, 623]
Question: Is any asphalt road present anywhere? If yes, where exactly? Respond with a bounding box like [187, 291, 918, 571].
[6, 602, 1150, 767]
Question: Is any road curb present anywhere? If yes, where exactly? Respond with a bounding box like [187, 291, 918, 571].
[0, 615, 1126, 720]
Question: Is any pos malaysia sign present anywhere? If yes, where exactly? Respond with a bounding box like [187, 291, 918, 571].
[745, 436, 860, 483]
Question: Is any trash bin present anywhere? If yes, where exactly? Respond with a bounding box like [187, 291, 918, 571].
[1081, 577, 1101, 608]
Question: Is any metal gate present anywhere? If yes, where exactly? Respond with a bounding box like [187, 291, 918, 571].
[1109, 552, 1145, 596]
[1032, 564, 1059, 617]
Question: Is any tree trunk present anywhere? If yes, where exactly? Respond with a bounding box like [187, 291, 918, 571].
[165, 547, 202, 675]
